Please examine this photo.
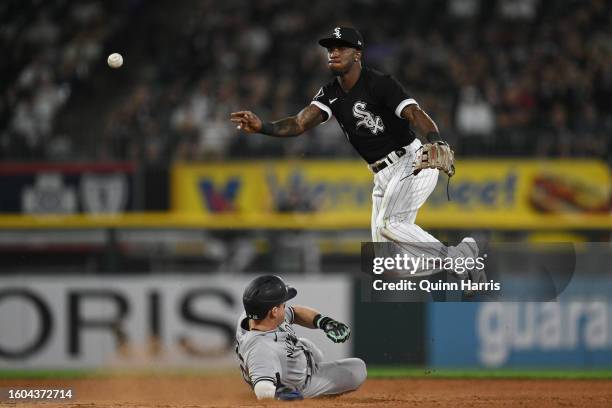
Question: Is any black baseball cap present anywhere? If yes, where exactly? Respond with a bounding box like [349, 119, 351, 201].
[318, 27, 364, 50]
[243, 275, 297, 320]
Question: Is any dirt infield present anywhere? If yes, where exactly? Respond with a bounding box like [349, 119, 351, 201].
[1, 375, 611, 408]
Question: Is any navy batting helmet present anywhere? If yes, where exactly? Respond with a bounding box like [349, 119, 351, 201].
[243, 275, 297, 320]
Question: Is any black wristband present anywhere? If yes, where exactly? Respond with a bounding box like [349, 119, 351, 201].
[260, 122, 274, 135]
[314, 314, 332, 329]
[425, 132, 442, 143]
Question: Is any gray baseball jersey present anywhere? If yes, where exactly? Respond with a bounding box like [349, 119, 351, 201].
[235, 306, 313, 391]
[235, 307, 367, 398]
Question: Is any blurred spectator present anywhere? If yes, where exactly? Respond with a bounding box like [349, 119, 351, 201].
[448, 0, 481, 19]
[24, 12, 60, 46]
[199, 112, 233, 159]
[498, 0, 539, 20]
[455, 86, 495, 153]
[11, 93, 42, 156]
[574, 103, 608, 159]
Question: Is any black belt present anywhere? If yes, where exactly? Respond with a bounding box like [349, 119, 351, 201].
[369, 147, 407, 173]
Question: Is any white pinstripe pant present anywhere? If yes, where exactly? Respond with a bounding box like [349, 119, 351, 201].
[371, 139, 439, 242]
[371, 139, 466, 276]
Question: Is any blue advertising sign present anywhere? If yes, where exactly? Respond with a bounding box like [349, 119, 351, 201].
[428, 280, 612, 367]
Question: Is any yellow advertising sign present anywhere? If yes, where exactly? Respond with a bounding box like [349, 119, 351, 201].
[421, 160, 610, 216]
[172, 160, 610, 222]
[172, 161, 374, 213]
[423, 160, 610, 216]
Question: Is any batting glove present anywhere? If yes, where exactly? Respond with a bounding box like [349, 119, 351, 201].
[314, 314, 351, 343]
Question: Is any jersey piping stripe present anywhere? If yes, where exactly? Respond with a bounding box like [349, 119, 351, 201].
[394, 98, 418, 118]
[310, 101, 332, 124]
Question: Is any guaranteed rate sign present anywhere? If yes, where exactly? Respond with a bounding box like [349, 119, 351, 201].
[429, 298, 612, 368]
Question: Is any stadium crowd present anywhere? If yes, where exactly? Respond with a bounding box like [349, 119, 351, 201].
[1, 0, 143, 160]
[3, 0, 611, 163]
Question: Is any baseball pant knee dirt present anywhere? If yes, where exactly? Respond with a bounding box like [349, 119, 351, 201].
[302, 358, 367, 398]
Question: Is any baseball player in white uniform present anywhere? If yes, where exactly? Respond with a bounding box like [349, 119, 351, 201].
[235, 275, 366, 400]
[231, 27, 484, 280]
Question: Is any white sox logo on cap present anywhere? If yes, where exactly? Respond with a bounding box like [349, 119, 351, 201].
[319, 27, 363, 49]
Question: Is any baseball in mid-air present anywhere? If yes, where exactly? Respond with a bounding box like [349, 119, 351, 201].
[107, 53, 123, 68]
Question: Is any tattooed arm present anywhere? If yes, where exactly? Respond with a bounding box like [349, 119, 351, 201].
[400, 104, 441, 142]
[230, 104, 326, 137]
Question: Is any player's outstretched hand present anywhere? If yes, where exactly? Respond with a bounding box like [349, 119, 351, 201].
[230, 111, 262, 133]
[315, 315, 351, 343]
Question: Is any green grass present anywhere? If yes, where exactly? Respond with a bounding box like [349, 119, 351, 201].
[1, 367, 612, 380]
[367, 366, 612, 380]
[0, 368, 238, 380]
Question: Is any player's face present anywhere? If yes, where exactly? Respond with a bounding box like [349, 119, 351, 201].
[327, 46, 359, 76]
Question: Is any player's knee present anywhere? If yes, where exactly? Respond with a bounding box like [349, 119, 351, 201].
[377, 226, 391, 242]
[347, 358, 367, 389]
[372, 225, 383, 242]
[355, 358, 367, 386]
[379, 226, 406, 243]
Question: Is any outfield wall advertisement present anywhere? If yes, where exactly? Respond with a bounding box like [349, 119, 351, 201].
[172, 160, 610, 219]
[172, 161, 373, 214]
[428, 281, 612, 368]
[0, 276, 351, 369]
[0, 163, 136, 214]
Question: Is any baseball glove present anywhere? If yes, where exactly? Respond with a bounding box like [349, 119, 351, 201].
[413, 141, 455, 177]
